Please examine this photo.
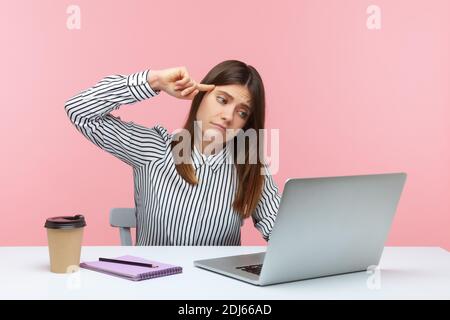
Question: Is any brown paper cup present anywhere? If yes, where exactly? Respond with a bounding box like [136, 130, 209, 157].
[45, 215, 86, 273]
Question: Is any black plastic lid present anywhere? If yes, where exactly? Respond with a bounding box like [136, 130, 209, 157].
[44, 215, 86, 229]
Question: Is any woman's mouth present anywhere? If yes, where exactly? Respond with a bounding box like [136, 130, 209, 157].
[211, 122, 226, 132]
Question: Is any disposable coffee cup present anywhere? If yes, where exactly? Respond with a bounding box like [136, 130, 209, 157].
[44, 215, 86, 273]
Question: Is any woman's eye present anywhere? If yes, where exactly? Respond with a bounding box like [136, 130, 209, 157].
[217, 96, 226, 104]
[238, 111, 248, 119]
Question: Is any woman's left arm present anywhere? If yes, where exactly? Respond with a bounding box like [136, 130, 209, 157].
[252, 164, 281, 241]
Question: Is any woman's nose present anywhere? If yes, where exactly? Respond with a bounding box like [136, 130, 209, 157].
[220, 106, 234, 121]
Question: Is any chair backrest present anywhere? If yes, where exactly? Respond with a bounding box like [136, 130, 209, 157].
[109, 208, 136, 246]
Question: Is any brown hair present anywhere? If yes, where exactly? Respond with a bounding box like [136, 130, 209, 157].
[170, 60, 266, 219]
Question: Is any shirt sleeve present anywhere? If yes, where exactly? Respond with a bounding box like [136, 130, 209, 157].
[64, 69, 170, 168]
[252, 164, 281, 241]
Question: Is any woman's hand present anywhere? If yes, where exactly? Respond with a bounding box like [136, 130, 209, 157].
[148, 67, 215, 100]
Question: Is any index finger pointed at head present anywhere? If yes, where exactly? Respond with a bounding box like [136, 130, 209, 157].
[197, 83, 216, 92]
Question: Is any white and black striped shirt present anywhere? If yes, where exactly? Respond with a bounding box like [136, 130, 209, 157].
[65, 70, 280, 245]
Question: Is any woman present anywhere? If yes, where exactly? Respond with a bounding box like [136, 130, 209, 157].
[65, 60, 280, 245]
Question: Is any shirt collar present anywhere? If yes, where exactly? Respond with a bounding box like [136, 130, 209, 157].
[192, 141, 233, 173]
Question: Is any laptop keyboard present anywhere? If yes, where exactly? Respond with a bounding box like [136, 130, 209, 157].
[236, 264, 263, 275]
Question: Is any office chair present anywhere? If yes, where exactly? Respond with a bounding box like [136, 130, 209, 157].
[109, 208, 136, 246]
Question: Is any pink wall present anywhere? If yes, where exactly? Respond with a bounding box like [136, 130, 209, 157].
[1, 0, 448, 248]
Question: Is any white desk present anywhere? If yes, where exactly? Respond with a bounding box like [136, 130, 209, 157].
[0, 246, 449, 299]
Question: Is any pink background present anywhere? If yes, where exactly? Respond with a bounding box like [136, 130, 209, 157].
[1, 0, 449, 248]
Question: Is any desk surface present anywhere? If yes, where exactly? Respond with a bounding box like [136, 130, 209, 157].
[1, 246, 449, 300]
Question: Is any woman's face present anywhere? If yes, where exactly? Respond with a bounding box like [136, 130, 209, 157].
[196, 84, 252, 144]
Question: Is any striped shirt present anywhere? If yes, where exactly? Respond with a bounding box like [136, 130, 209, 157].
[64, 69, 281, 245]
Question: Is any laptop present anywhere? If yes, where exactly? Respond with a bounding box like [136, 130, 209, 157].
[194, 172, 407, 286]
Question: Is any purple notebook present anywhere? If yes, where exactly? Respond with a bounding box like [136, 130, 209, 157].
[80, 255, 183, 281]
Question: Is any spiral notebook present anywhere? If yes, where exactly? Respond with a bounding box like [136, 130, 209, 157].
[80, 255, 182, 281]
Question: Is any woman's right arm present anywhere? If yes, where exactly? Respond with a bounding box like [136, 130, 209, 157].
[64, 67, 214, 168]
[64, 69, 168, 168]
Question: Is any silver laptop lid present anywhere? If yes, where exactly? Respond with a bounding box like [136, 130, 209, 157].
[259, 172, 407, 286]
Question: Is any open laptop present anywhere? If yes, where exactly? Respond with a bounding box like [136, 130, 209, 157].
[194, 172, 407, 286]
